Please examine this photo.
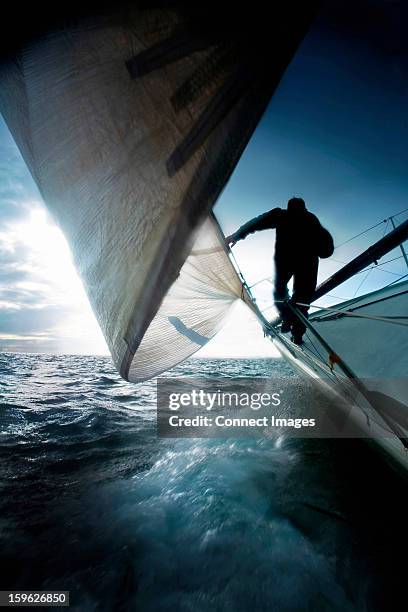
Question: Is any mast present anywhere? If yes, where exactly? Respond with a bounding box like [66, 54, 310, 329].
[312, 218, 408, 302]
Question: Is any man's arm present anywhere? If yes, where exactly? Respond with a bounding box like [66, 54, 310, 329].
[226, 208, 281, 247]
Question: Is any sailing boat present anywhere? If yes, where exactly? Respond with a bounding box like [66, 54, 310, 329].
[238, 216, 408, 472]
[0, 0, 318, 380]
[1, 2, 407, 470]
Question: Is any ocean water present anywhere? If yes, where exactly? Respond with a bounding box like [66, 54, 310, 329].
[0, 353, 407, 611]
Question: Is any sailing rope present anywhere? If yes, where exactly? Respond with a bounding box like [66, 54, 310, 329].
[335, 206, 408, 250]
[381, 272, 408, 288]
[294, 302, 408, 328]
[225, 218, 408, 447]
[284, 302, 408, 447]
[335, 218, 388, 249]
[248, 253, 408, 292]
[303, 328, 327, 363]
[268, 296, 408, 328]
[226, 245, 408, 446]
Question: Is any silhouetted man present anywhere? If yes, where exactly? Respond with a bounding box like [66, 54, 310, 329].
[226, 198, 334, 344]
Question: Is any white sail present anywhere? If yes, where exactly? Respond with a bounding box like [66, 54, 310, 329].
[128, 215, 245, 381]
[0, 5, 313, 380]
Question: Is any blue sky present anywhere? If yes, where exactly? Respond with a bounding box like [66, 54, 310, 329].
[0, 1, 407, 356]
[214, 5, 408, 314]
[0, 119, 106, 354]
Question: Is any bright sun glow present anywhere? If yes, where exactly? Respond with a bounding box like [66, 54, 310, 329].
[1, 203, 279, 358]
[1, 204, 109, 354]
[15, 208, 85, 297]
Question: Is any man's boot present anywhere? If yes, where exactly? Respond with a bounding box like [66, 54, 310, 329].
[291, 332, 304, 345]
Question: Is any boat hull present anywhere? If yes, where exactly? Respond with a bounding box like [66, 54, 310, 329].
[267, 280, 408, 475]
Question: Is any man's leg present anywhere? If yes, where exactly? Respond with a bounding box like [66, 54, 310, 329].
[273, 260, 293, 329]
[291, 256, 319, 343]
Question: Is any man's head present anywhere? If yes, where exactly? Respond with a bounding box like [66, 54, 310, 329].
[287, 197, 306, 213]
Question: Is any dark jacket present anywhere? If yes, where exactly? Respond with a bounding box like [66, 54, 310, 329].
[235, 207, 334, 260]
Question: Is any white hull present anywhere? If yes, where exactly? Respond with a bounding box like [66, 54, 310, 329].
[268, 280, 408, 474]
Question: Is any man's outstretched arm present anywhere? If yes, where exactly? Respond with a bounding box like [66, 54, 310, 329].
[225, 208, 281, 247]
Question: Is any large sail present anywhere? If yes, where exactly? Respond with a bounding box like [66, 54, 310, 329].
[0, 2, 318, 380]
[129, 214, 250, 381]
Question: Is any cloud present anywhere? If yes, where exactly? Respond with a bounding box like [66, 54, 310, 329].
[0, 120, 40, 223]
[0, 334, 59, 354]
[0, 117, 108, 354]
[0, 305, 64, 334]
[0, 206, 108, 352]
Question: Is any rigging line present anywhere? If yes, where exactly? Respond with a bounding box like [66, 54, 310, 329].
[334, 208, 408, 251]
[389, 215, 408, 271]
[352, 219, 390, 297]
[304, 329, 326, 363]
[382, 218, 390, 238]
[350, 263, 400, 277]
[307, 348, 402, 435]
[370, 268, 404, 277]
[233, 244, 405, 293]
[227, 246, 259, 307]
[266, 302, 407, 438]
[324, 288, 408, 314]
[381, 254, 405, 265]
[272, 301, 408, 440]
[351, 222, 388, 296]
[351, 266, 369, 298]
[330, 255, 405, 273]
[381, 272, 408, 289]
[229, 248, 246, 283]
[249, 277, 272, 289]
[327, 293, 349, 300]
[331, 254, 405, 275]
[330, 257, 348, 264]
[294, 302, 408, 327]
[335, 218, 387, 249]
[334, 208, 408, 250]
[390, 206, 408, 220]
[285, 302, 408, 443]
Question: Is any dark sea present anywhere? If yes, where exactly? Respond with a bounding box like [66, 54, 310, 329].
[0, 353, 407, 612]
